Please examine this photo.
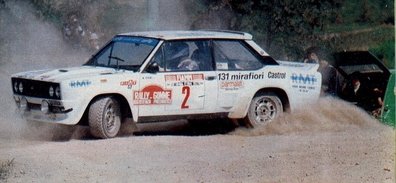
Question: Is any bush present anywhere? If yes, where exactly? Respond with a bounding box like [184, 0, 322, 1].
[369, 39, 395, 69]
[0, 159, 14, 181]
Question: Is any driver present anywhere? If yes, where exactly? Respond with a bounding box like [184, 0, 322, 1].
[177, 59, 199, 71]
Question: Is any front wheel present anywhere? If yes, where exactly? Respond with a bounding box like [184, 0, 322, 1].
[88, 97, 121, 139]
[244, 93, 283, 128]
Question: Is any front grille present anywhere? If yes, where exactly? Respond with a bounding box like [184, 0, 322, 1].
[27, 102, 68, 113]
[11, 78, 61, 100]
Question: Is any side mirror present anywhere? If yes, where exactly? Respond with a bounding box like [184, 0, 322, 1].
[146, 62, 159, 73]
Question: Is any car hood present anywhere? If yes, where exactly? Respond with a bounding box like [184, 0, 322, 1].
[11, 66, 117, 82]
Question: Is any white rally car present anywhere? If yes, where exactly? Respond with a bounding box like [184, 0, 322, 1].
[11, 30, 321, 138]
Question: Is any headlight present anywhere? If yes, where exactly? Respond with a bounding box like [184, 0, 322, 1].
[55, 86, 60, 98]
[49, 86, 54, 97]
[13, 82, 18, 92]
[18, 82, 23, 93]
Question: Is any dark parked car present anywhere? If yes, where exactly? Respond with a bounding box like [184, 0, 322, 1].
[331, 51, 394, 125]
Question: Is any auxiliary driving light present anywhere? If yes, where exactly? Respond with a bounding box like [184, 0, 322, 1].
[14, 96, 21, 108]
[20, 97, 28, 111]
[41, 100, 50, 114]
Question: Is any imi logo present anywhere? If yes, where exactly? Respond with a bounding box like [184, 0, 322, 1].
[291, 73, 317, 85]
[70, 80, 92, 88]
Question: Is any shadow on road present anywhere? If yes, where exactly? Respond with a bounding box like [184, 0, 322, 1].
[131, 119, 238, 137]
[29, 119, 239, 141]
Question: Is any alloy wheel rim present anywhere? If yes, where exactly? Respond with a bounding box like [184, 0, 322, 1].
[104, 104, 116, 132]
[254, 97, 276, 124]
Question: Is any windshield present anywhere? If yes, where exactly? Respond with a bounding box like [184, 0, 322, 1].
[85, 36, 159, 71]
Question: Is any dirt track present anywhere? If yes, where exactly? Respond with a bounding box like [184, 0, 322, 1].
[0, 98, 395, 183]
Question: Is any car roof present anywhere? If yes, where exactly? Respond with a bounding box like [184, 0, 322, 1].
[117, 30, 253, 40]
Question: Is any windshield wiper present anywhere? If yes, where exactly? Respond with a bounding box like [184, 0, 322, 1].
[108, 56, 125, 62]
[108, 56, 125, 70]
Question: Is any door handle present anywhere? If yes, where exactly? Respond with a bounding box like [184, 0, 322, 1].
[205, 76, 216, 81]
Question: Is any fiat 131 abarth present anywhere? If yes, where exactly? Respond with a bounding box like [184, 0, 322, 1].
[11, 30, 322, 138]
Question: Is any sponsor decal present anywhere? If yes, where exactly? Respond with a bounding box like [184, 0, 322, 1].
[220, 80, 244, 91]
[120, 79, 137, 89]
[291, 73, 317, 93]
[268, 72, 286, 79]
[69, 80, 92, 88]
[218, 72, 265, 81]
[112, 36, 159, 46]
[165, 74, 204, 81]
[133, 85, 172, 105]
[165, 74, 204, 87]
[291, 73, 317, 84]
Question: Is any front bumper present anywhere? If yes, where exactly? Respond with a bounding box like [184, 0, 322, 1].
[13, 95, 77, 125]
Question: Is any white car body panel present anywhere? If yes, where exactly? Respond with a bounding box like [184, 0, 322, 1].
[11, 30, 321, 126]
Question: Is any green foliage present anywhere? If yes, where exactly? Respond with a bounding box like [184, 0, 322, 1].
[99, 4, 146, 35]
[225, 0, 342, 58]
[184, 0, 208, 18]
[315, 25, 394, 52]
[340, 0, 394, 24]
[0, 159, 14, 181]
[203, 0, 394, 60]
[30, 0, 62, 26]
[369, 39, 395, 69]
[25, 0, 396, 62]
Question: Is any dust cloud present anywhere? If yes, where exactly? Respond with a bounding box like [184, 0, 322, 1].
[0, 0, 192, 141]
[232, 97, 384, 136]
[0, 1, 89, 141]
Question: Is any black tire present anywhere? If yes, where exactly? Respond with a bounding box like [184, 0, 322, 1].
[88, 97, 121, 139]
[244, 92, 283, 128]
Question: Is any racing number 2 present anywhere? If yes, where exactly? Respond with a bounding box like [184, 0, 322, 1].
[181, 86, 190, 109]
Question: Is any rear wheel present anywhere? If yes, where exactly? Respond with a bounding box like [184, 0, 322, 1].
[244, 93, 283, 128]
[88, 97, 121, 139]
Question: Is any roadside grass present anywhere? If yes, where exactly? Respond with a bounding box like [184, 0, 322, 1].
[322, 25, 393, 45]
[322, 23, 375, 34]
[268, 25, 394, 62]
[314, 25, 394, 57]
[0, 159, 14, 181]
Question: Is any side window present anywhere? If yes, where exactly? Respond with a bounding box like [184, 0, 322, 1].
[150, 40, 213, 72]
[164, 41, 191, 71]
[190, 40, 213, 71]
[213, 40, 263, 71]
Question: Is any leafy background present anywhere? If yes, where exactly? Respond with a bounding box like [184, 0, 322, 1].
[2, 0, 394, 68]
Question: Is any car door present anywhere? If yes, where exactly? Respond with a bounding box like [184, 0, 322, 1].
[138, 40, 217, 117]
[212, 40, 265, 109]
